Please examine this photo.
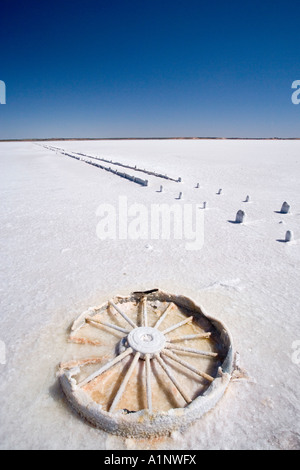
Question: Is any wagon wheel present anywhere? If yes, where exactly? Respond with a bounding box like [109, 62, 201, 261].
[59, 290, 233, 436]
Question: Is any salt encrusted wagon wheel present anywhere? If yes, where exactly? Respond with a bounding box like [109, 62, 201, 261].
[58, 289, 234, 437]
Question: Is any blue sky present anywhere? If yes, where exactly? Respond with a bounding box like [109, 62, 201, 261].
[0, 0, 299, 139]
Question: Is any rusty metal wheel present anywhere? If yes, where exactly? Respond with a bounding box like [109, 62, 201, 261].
[58, 289, 233, 437]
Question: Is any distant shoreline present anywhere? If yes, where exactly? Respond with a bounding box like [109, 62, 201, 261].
[1, 136, 300, 142]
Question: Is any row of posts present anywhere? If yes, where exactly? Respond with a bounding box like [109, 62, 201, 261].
[160, 182, 293, 242]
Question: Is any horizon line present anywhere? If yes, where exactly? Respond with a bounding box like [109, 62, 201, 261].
[1, 136, 300, 142]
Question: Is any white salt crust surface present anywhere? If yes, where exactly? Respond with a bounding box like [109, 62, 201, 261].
[0, 139, 300, 449]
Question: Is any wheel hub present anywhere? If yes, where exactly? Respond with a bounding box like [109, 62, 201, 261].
[127, 326, 165, 357]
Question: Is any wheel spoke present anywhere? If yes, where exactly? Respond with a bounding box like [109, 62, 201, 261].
[108, 300, 137, 329]
[86, 316, 130, 335]
[141, 297, 148, 327]
[167, 332, 211, 342]
[161, 348, 214, 383]
[165, 343, 218, 357]
[78, 347, 133, 387]
[145, 353, 152, 412]
[153, 303, 173, 329]
[60, 357, 105, 370]
[68, 336, 101, 346]
[154, 353, 192, 404]
[109, 352, 141, 412]
[162, 316, 193, 335]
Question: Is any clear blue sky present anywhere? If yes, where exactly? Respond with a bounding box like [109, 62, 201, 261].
[0, 0, 299, 139]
